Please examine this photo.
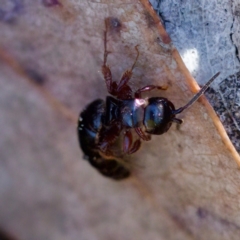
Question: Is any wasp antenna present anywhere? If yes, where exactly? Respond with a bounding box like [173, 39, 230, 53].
[173, 72, 220, 115]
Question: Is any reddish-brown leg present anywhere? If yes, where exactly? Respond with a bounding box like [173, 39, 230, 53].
[101, 22, 118, 95]
[117, 45, 139, 91]
[128, 139, 141, 154]
[102, 64, 115, 94]
[123, 130, 141, 154]
[98, 121, 122, 155]
[135, 85, 168, 98]
[123, 130, 132, 153]
[135, 127, 151, 141]
[114, 46, 140, 100]
[115, 85, 133, 99]
[101, 26, 140, 100]
[102, 44, 139, 100]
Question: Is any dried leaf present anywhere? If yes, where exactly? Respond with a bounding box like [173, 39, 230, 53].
[0, 0, 240, 240]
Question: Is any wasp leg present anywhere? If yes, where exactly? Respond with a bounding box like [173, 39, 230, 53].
[113, 45, 140, 100]
[102, 64, 118, 95]
[173, 118, 183, 124]
[117, 45, 139, 91]
[98, 122, 122, 155]
[101, 20, 119, 96]
[134, 85, 168, 98]
[123, 130, 142, 154]
[134, 127, 151, 141]
[128, 139, 141, 154]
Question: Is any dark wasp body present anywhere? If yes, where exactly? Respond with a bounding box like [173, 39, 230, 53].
[78, 22, 220, 180]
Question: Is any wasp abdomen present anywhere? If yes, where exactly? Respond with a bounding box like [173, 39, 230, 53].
[78, 99, 130, 180]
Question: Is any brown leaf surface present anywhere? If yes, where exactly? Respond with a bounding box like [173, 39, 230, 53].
[0, 0, 240, 239]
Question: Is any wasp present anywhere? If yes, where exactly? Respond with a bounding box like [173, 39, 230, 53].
[77, 22, 220, 180]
